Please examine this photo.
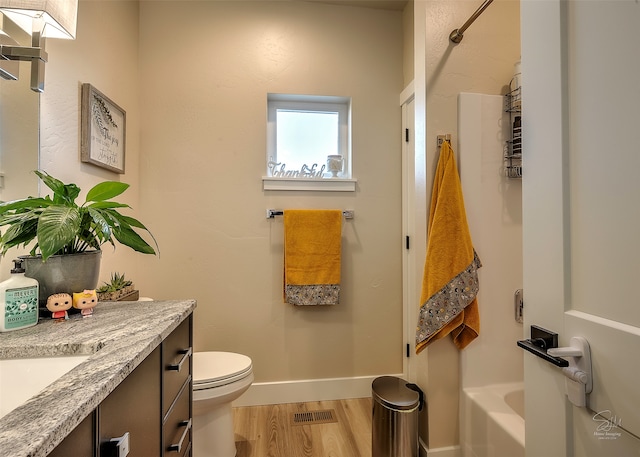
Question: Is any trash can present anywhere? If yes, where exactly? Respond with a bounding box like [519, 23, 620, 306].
[372, 376, 424, 457]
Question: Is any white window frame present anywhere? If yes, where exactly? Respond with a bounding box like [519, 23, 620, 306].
[263, 93, 356, 192]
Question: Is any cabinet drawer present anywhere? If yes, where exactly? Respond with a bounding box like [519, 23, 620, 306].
[163, 317, 192, 418]
[163, 381, 192, 457]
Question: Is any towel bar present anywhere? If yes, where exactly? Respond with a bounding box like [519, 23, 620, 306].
[266, 209, 354, 219]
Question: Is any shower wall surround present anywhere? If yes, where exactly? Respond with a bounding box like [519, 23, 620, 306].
[458, 92, 523, 388]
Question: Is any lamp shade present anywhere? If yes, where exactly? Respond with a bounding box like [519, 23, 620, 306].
[0, 0, 77, 39]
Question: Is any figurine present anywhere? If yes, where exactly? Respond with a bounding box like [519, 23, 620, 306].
[46, 293, 72, 320]
[73, 289, 98, 317]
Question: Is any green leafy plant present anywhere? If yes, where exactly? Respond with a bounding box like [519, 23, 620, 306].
[0, 170, 157, 261]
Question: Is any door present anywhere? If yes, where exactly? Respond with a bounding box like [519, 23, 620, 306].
[522, 1, 640, 456]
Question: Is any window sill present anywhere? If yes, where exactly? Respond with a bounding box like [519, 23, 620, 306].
[262, 177, 357, 192]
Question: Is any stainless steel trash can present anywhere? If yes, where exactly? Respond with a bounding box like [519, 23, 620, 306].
[372, 376, 424, 457]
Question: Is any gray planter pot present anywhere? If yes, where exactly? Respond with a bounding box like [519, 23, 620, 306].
[21, 250, 102, 307]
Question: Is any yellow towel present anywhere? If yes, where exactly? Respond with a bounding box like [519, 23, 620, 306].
[283, 210, 342, 305]
[416, 141, 481, 352]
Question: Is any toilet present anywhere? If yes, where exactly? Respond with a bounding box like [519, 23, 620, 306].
[192, 351, 254, 457]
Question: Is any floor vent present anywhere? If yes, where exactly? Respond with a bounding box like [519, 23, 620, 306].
[292, 409, 337, 425]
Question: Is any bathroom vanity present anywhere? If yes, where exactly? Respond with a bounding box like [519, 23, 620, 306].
[0, 299, 196, 457]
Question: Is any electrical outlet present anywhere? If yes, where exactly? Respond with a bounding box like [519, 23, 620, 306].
[109, 432, 130, 457]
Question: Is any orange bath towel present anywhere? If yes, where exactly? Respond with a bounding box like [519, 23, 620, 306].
[415, 141, 481, 353]
[283, 210, 342, 305]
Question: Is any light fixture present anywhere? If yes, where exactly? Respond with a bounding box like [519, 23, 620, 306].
[0, 0, 78, 92]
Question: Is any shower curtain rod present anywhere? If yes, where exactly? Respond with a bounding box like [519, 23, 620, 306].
[449, 0, 494, 44]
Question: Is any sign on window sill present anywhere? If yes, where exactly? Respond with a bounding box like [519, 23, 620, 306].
[262, 177, 357, 192]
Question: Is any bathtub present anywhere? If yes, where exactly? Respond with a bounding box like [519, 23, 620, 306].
[460, 383, 525, 457]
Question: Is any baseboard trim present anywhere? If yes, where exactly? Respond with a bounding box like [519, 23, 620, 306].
[232, 373, 404, 407]
[420, 438, 429, 457]
[424, 444, 461, 457]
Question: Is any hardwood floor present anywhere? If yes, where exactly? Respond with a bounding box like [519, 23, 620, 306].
[233, 398, 372, 457]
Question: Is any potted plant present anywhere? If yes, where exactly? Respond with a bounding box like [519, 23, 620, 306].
[97, 272, 138, 302]
[0, 170, 157, 306]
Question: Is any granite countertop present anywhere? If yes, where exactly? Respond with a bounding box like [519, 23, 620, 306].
[0, 299, 196, 457]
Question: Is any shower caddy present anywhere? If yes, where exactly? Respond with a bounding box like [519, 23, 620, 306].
[504, 86, 522, 178]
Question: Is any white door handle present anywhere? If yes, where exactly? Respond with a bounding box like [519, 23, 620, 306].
[547, 346, 583, 358]
[547, 337, 592, 407]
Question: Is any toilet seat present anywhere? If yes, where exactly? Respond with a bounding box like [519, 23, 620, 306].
[193, 351, 253, 391]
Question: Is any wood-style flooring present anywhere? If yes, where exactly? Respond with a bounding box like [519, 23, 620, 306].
[233, 398, 372, 457]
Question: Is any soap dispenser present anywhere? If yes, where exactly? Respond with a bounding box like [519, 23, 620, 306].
[0, 259, 39, 332]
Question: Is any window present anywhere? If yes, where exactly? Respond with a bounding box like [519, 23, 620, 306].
[264, 94, 355, 191]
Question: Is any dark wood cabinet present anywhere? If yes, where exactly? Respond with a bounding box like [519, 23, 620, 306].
[47, 412, 95, 457]
[47, 316, 193, 456]
[99, 346, 162, 456]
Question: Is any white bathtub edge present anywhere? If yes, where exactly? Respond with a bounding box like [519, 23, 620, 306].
[461, 382, 525, 457]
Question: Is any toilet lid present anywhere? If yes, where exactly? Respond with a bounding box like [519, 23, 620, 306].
[193, 352, 253, 390]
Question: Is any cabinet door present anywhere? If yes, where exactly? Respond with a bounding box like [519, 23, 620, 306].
[98, 347, 161, 457]
[48, 412, 95, 457]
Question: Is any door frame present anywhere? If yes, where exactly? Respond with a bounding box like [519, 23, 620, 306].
[521, 1, 569, 452]
[401, 82, 416, 381]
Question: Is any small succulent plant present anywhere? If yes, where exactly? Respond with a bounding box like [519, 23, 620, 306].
[96, 272, 137, 301]
[97, 272, 132, 294]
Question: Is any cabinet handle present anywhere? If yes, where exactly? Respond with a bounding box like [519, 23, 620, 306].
[168, 418, 192, 453]
[168, 347, 192, 372]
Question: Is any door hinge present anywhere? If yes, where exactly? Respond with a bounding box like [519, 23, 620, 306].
[406, 343, 410, 357]
[405, 236, 410, 250]
[405, 128, 410, 143]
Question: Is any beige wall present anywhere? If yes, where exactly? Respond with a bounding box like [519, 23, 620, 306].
[403, 1, 414, 86]
[33, 0, 404, 384]
[412, 0, 520, 450]
[39, 0, 144, 285]
[136, 1, 405, 383]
